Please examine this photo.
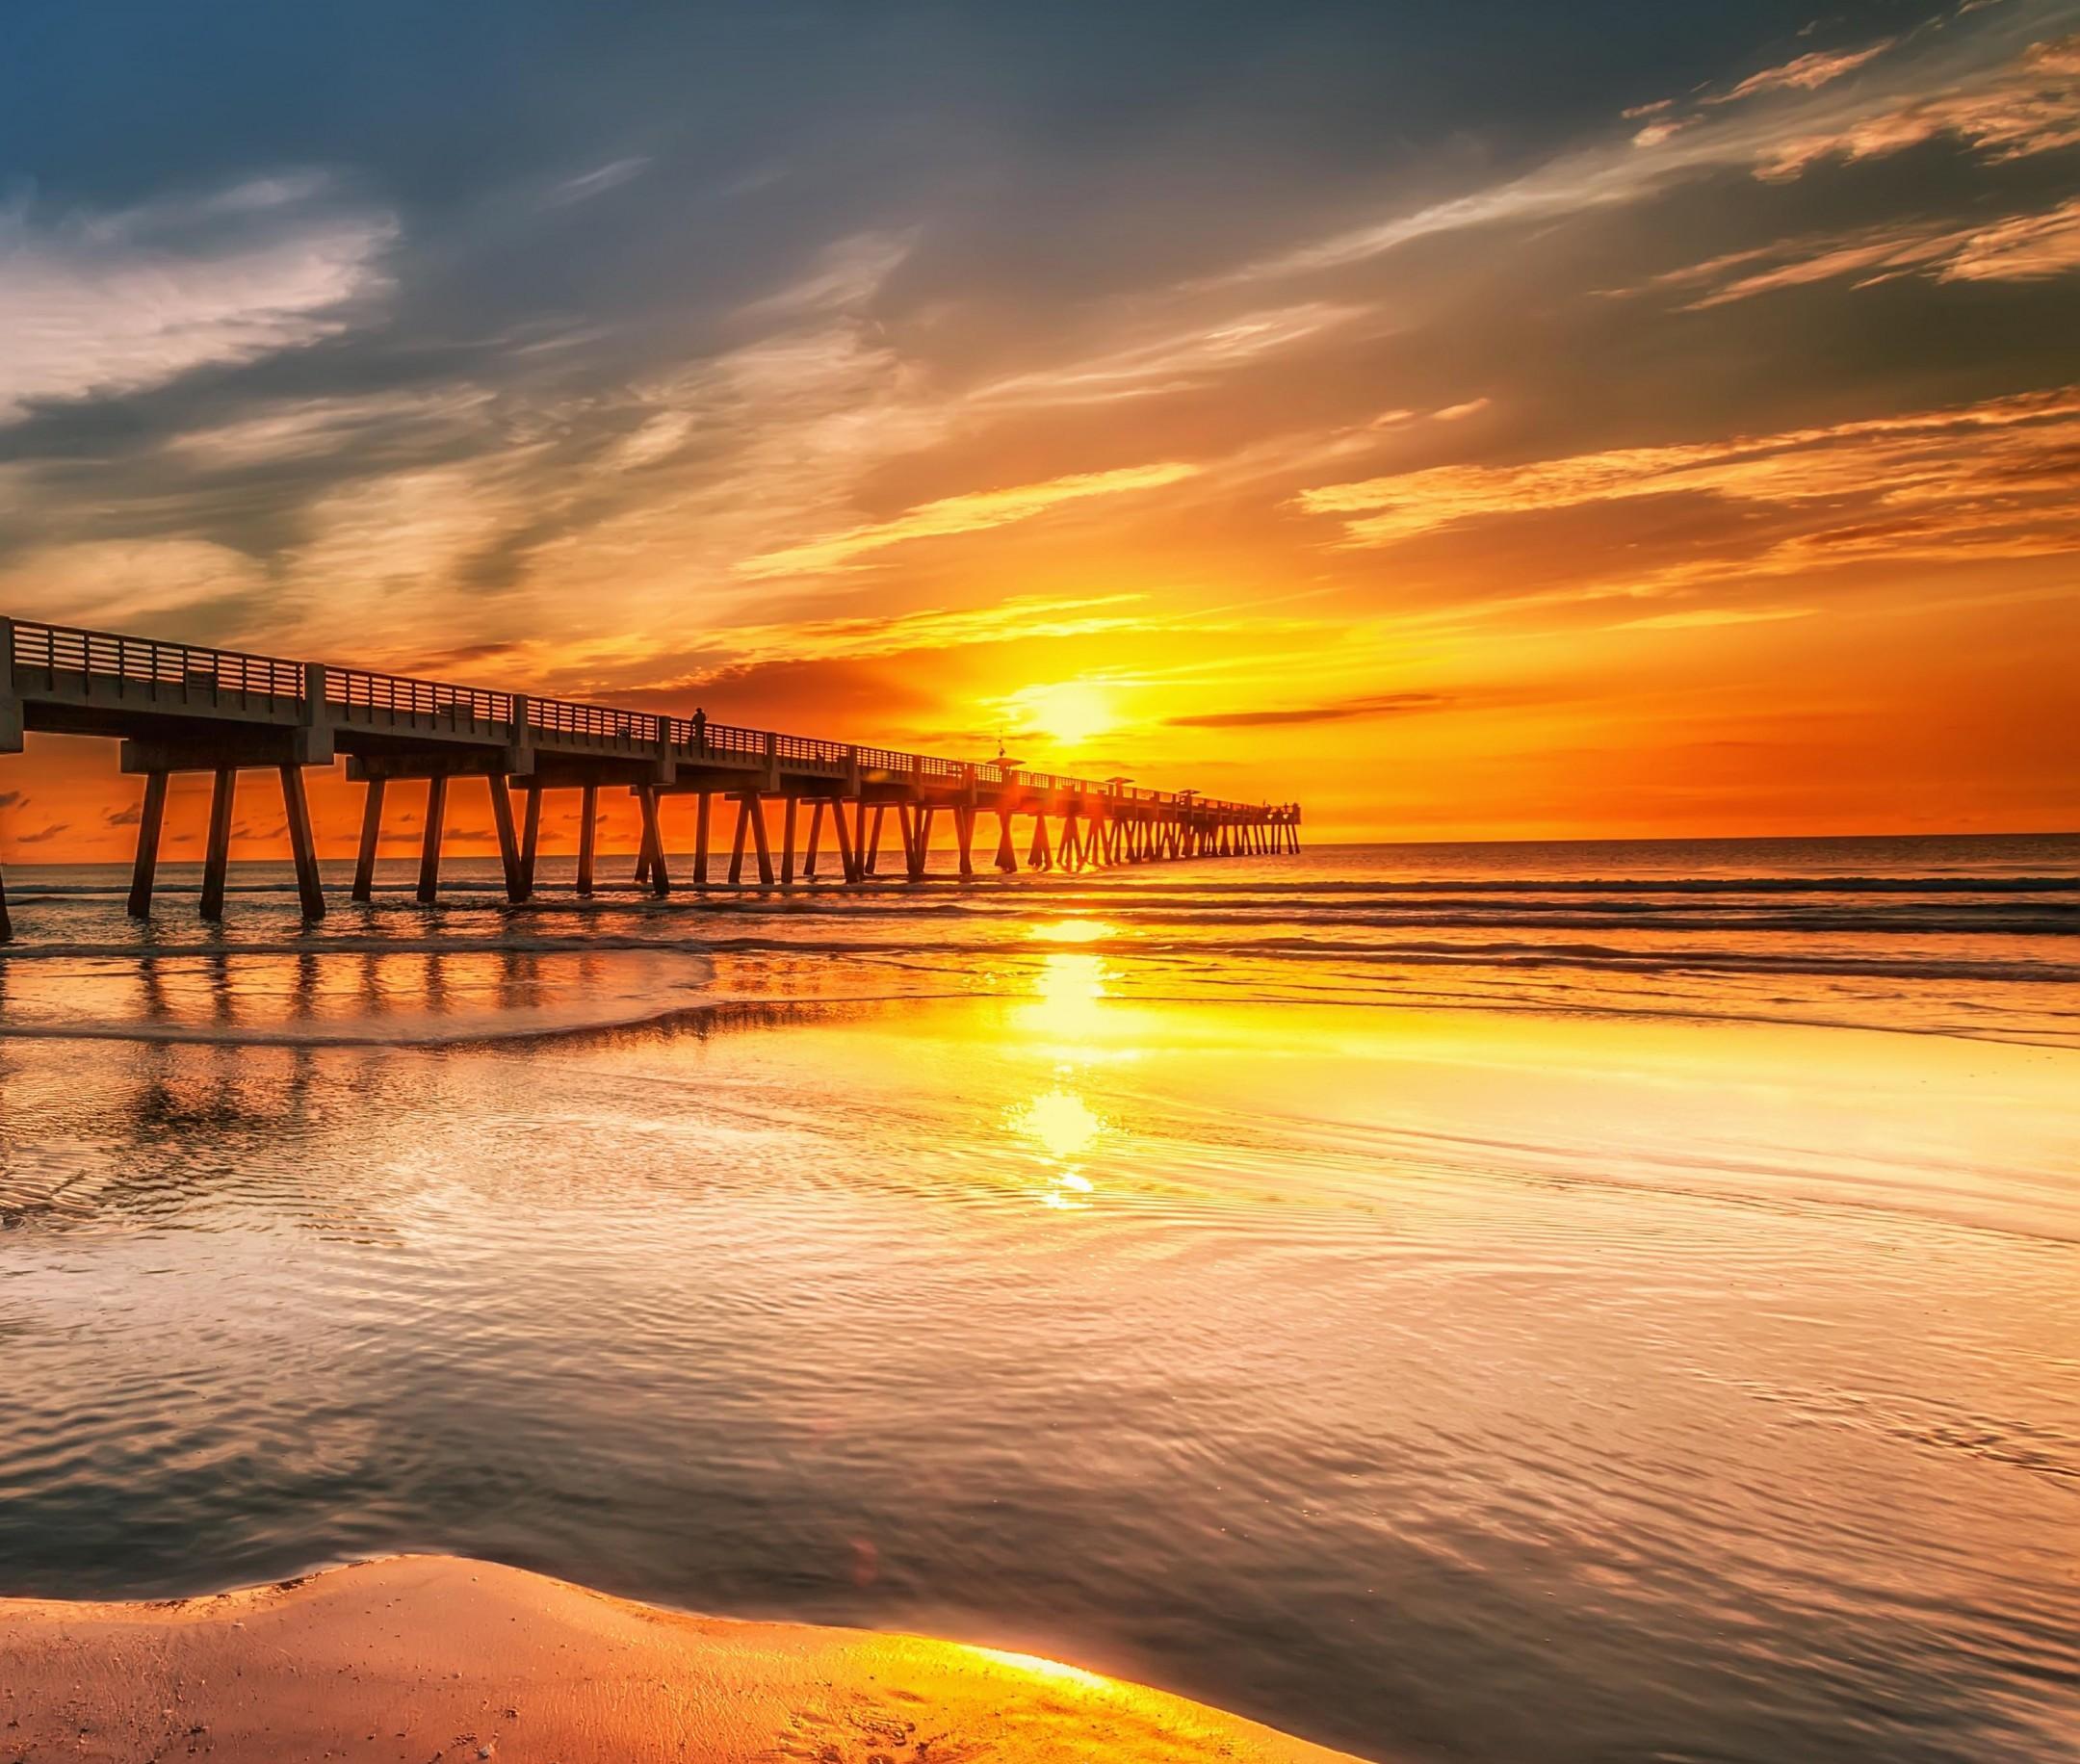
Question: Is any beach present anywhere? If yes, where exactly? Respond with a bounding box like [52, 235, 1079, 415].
[0, 1554, 1363, 1762]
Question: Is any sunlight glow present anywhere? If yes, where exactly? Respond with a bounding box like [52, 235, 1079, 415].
[1011, 1087, 1104, 1160]
[1007, 680, 1119, 749]
[1030, 918, 1116, 944]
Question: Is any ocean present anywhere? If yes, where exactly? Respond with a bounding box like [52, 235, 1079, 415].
[1, 834, 2075, 1761]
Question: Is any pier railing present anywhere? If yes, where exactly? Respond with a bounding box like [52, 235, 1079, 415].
[8, 616, 1272, 813]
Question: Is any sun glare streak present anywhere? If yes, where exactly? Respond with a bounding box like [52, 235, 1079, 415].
[966, 1645, 1109, 1689]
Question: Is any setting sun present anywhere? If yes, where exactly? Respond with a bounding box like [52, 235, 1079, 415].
[1006, 681, 1119, 751]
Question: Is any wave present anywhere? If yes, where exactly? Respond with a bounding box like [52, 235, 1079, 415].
[1163, 935, 2080, 984]
[3, 927, 2074, 990]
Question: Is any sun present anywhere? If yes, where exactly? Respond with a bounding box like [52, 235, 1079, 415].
[1009, 680, 1118, 749]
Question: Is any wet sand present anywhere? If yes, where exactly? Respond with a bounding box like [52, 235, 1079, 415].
[0, 1554, 1368, 1763]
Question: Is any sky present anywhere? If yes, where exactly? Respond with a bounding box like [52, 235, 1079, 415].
[1, 0, 2076, 858]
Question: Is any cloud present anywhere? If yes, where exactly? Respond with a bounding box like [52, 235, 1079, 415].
[736, 230, 913, 320]
[1168, 690, 1451, 729]
[715, 593, 1155, 665]
[0, 175, 396, 424]
[1295, 387, 2080, 584]
[1221, 13, 2071, 296]
[1756, 32, 2080, 177]
[1716, 41, 1899, 103]
[163, 388, 494, 467]
[546, 157, 652, 206]
[973, 302, 1365, 408]
[0, 538, 272, 630]
[17, 822, 70, 843]
[1643, 195, 2080, 305]
[0, 791, 23, 809]
[1615, 606, 1817, 631]
[738, 462, 1202, 578]
[105, 801, 143, 826]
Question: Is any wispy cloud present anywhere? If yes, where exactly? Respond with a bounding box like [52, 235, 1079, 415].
[163, 388, 495, 466]
[1296, 387, 2080, 584]
[739, 462, 1202, 578]
[1168, 690, 1450, 729]
[974, 302, 1365, 408]
[0, 537, 272, 630]
[1716, 40, 1899, 103]
[1756, 31, 2080, 177]
[678, 592, 1157, 670]
[0, 175, 395, 424]
[546, 157, 652, 206]
[1640, 195, 2080, 305]
[1222, 14, 2071, 294]
[1615, 606, 1817, 631]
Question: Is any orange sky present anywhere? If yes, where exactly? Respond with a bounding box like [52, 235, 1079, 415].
[2, 3, 2077, 860]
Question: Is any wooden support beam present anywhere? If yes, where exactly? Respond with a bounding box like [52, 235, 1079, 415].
[353, 778, 384, 901]
[831, 795, 858, 882]
[728, 793, 749, 884]
[866, 805, 886, 876]
[417, 775, 447, 904]
[639, 787, 670, 895]
[906, 806, 932, 881]
[782, 794, 797, 885]
[518, 784, 542, 899]
[694, 792, 712, 887]
[126, 770, 169, 919]
[280, 765, 325, 921]
[804, 799, 824, 878]
[851, 800, 871, 881]
[577, 784, 598, 895]
[489, 774, 524, 903]
[748, 793, 775, 886]
[1060, 811, 1079, 872]
[955, 804, 975, 880]
[0, 862, 9, 944]
[897, 805, 920, 881]
[201, 766, 236, 921]
[1028, 813, 1053, 871]
[997, 808, 1017, 872]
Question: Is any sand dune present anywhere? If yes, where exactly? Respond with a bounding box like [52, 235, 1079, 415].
[0, 1554, 1370, 1763]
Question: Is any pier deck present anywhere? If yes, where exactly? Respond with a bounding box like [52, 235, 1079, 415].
[0, 615, 1301, 934]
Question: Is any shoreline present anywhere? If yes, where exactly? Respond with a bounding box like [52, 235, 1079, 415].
[0, 1553, 1371, 1763]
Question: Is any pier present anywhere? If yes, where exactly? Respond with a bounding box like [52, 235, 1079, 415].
[0, 615, 1301, 936]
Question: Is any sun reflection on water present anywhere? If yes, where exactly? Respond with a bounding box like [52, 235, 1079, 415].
[1030, 919, 1117, 945]
[1005, 926, 1123, 1209]
[1013, 947, 1111, 1045]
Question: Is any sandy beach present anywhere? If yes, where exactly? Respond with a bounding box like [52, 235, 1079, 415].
[0, 1554, 1367, 1763]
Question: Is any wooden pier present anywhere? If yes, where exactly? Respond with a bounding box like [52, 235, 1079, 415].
[0, 615, 1301, 936]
